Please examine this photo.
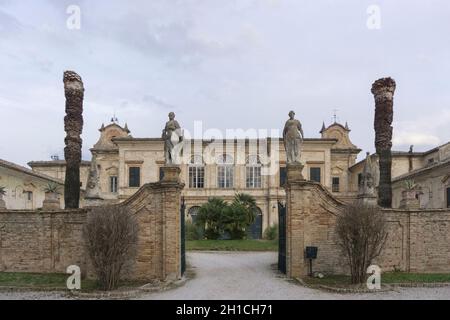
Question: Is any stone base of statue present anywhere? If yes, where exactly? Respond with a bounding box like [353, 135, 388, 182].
[356, 194, 378, 207]
[287, 163, 305, 183]
[84, 196, 104, 208]
[161, 165, 181, 183]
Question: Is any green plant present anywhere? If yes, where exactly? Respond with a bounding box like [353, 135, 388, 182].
[196, 197, 228, 240]
[186, 220, 204, 241]
[44, 182, 60, 194]
[0, 186, 6, 196]
[222, 202, 251, 240]
[403, 179, 417, 190]
[264, 224, 278, 240]
[195, 193, 258, 240]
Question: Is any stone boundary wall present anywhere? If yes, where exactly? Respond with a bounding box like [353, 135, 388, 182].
[0, 171, 184, 281]
[286, 180, 450, 277]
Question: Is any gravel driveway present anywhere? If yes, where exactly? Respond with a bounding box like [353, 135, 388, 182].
[138, 252, 450, 300]
[1, 252, 449, 300]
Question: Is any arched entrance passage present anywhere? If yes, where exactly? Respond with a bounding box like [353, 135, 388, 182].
[188, 206, 201, 224]
[247, 207, 263, 239]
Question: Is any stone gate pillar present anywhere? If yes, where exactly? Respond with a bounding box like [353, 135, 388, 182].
[123, 165, 184, 281]
[158, 165, 183, 280]
[285, 163, 309, 278]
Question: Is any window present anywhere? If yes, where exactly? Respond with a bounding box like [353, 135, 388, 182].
[24, 191, 33, 201]
[279, 167, 287, 187]
[189, 155, 205, 189]
[310, 167, 321, 183]
[246, 155, 262, 188]
[110, 176, 118, 193]
[358, 173, 363, 186]
[128, 167, 140, 187]
[159, 167, 165, 181]
[217, 154, 234, 188]
[332, 177, 340, 192]
[447, 187, 450, 208]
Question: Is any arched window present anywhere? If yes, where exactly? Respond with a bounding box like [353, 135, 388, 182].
[217, 154, 234, 188]
[189, 155, 205, 189]
[246, 155, 262, 188]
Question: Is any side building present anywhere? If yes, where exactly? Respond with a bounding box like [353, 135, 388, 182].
[350, 142, 450, 209]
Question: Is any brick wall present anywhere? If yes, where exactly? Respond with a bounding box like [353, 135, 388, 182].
[0, 174, 184, 281]
[0, 210, 87, 274]
[285, 180, 450, 277]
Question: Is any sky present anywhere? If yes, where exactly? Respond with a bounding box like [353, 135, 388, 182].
[0, 0, 449, 166]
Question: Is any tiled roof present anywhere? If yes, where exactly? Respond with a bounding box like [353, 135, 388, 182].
[392, 158, 450, 182]
[0, 158, 65, 184]
[28, 160, 91, 167]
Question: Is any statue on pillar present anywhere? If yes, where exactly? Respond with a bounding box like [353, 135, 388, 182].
[357, 152, 377, 206]
[162, 112, 183, 165]
[85, 154, 101, 199]
[283, 111, 304, 165]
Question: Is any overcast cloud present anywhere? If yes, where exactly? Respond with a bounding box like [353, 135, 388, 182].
[0, 0, 449, 166]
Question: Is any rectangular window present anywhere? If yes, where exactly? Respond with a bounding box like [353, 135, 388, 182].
[279, 167, 287, 187]
[159, 167, 164, 181]
[246, 166, 261, 188]
[447, 187, 450, 208]
[24, 191, 33, 201]
[310, 167, 321, 183]
[332, 177, 340, 192]
[218, 166, 234, 188]
[358, 173, 363, 186]
[189, 166, 205, 189]
[110, 176, 118, 193]
[128, 167, 140, 188]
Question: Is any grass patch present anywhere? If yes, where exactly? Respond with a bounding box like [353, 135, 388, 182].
[187, 239, 278, 251]
[0, 272, 146, 292]
[302, 272, 450, 288]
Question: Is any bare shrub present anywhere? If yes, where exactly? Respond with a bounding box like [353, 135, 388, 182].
[335, 204, 388, 284]
[83, 205, 138, 291]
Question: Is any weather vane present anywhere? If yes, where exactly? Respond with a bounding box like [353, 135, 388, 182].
[332, 108, 339, 123]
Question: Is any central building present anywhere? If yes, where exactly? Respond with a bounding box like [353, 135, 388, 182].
[93, 121, 360, 238]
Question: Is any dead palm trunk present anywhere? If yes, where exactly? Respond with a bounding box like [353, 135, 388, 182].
[371, 77, 396, 208]
[63, 71, 84, 209]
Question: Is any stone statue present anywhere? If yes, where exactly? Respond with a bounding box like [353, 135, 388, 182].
[283, 111, 304, 164]
[359, 152, 375, 197]
[162, 112, 183, 165]
[85, 154, 101, 199]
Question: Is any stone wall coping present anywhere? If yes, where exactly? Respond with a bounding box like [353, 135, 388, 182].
[0, 209, 88, 215]
[381, 208, 450, 214]
[286, 180, 347, 208]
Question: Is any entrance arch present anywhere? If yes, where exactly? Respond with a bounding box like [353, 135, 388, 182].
[247, 207, 263, 239]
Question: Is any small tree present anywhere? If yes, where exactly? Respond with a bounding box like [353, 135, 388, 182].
[83, 206, 138, 291]
[196, 194, 257, 240]
[222, 202, 251, 239]
[335, 204, 388, 284]
[196, 198, 227, 240]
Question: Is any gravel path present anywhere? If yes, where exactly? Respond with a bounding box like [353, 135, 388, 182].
[1, 252, 449, 300]
[138, 252, 450, 300]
